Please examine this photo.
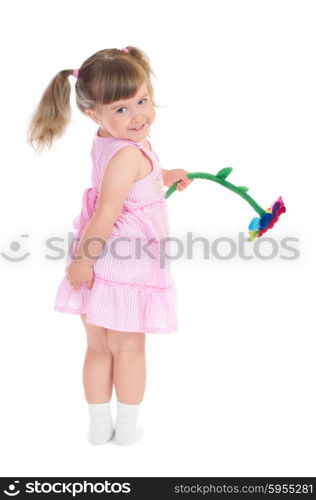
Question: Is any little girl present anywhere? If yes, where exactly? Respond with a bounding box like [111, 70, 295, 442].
[27, 46, 193, 446]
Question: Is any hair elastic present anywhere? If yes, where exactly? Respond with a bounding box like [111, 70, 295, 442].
[120, 47, 129, 53]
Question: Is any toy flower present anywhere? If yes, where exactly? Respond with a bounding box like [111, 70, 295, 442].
[248, 197, 286, 241]
[165, 169, 286, 242]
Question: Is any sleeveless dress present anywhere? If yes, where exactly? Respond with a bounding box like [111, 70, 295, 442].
[53, 132, 178, 334]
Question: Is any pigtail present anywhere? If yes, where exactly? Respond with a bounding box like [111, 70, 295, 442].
[27, 69, 74, 154]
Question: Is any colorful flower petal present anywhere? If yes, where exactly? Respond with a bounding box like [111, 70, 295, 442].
[260, 212, 273, 229]
[271, 201, 281, 218]
[248, 230, 259, 241]
[248, 217, 261, 231]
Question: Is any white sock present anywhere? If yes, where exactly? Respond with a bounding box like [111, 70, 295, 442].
[87, 402, 114, 445]
[115, 401, 143, 445]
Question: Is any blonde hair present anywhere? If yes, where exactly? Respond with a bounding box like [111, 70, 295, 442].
[27, 46, 159, 154]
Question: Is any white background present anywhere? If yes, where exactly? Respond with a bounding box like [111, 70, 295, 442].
[1, 0, 315, 478]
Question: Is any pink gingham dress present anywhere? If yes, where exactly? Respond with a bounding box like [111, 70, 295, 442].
[53, 132, 178, 334]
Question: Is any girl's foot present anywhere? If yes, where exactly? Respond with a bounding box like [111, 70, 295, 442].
[87, 402, 114, 445]
[115, 401, 143, 445]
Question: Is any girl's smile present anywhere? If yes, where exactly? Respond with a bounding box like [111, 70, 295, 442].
[130, 123, 145, 131]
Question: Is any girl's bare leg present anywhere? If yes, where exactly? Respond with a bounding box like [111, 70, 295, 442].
[107, 330, 146, 444]
[107, 330, 146, 404]
[80, 314, 114, 403]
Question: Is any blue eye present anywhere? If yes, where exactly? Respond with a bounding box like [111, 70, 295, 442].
[116, 98, 147, 114]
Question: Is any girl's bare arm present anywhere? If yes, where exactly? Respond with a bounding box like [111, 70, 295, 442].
[161, 168, 168, 185]
[74, 146, 141, 267]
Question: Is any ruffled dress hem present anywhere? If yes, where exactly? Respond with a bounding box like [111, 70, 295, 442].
[54, 276, 178, 335]
[54, 305, 177, 334]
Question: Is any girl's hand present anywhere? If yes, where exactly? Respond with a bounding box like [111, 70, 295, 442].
[65, 261, 94, 290]
[165, 169, 194, 191]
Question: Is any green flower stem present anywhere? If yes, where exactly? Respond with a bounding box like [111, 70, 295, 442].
[165, 172, 266, 216]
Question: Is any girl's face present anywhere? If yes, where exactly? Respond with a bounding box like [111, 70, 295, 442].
[86, 81, 155, 142]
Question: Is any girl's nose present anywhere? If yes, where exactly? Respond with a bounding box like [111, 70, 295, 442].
[132, 111, 143, 124]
